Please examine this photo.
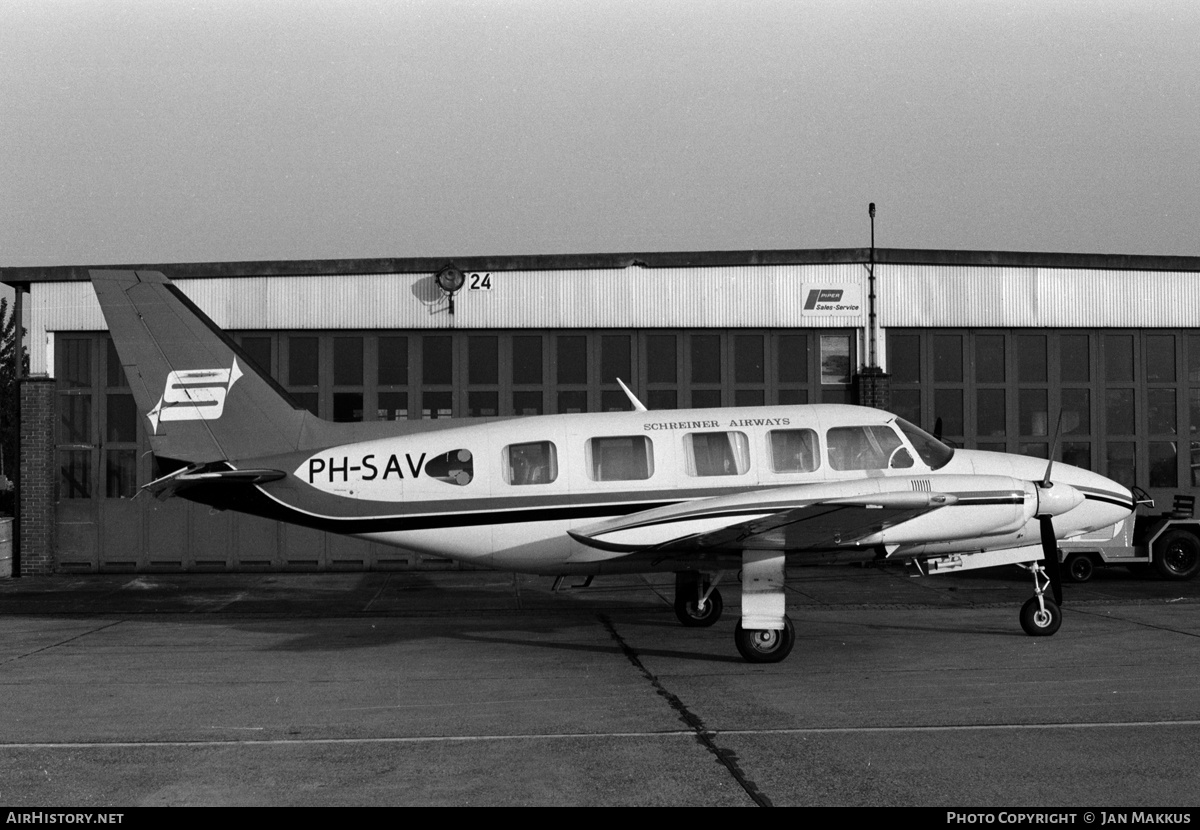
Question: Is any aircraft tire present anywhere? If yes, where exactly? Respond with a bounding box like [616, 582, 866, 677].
[674, 587, 723, 627]
[1065, 552, 1095, 583]
[735, 615, 795, 663]
[1153, 529, 1200, 580]
[1019, 597, 1062, 636]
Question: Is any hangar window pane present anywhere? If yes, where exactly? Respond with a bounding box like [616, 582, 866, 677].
[1189, 336, 1200, 383]
[1016, 336, 1047, 382]
[827, 425, 904, 471]
[769, 429, 820, 473]
[1019, 389, 1048, 436]
[820, 335, 851, 385]
[975, 335, 1005, 383]
[648, 389, 678, 409]
[778, 335, 809, 383]
[334, 337, 363, 386]
[932, 335, 962, 382]
[1062, 388, 1091, 435]
[59, 450, 91, 499]
[1062, 442, 1091, 471]
[557, 336, 587, 384]
[647, 335, 677, 383]
[588, 436, 654, 481]
[1106, 389, 1135, 435]
[333, 392, 363, 423]
[1146, 335, 1175, 382]
[105, 394, 137, 442]
[691, 336, 721, 384]
[423, 336, 453, 385]
[888, 335, 919, 383]
[1107, 443, 1136, 488]
[504, 441, 558, 485]
[692, 389, 721, 408]
[890, 389, 920, 425]
[1061, 336, 1089, 382]
[468, 336, 498, 384]
[684, 432, 750, 477]
[601, 389, 630, 412]
[601, 335, 630, 385]
[106, 339, 128, 388]
[378, 337, 408, 386]
[1105, 336, 1134, 383]
[977, 389, 1006, 437]
[292, 392, 319, 417]
[240, 337, 273, 379]
[59, 395, 91, 445]
[61, 338, 91, 388]
[513, 391, 543, 415]
[1148, 388, 1176, 434]
[735, 335, 764, 384]
[377, 391, 408, 421]
[469, 391, 498, 417]
[512, 336, 542, 385]
[105, 449, 137, 498]
[289, 337, 319, 387]
[422, 390, 452, 419]
[1149, 442, 1178, 488]
[779, 389, 808, 405]
[934, 388, 963, 437]
[557, 390, 587, 414]
[735, 389, 764, 406]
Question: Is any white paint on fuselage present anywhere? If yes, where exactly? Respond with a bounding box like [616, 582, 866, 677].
[277, 404, 1133, 574]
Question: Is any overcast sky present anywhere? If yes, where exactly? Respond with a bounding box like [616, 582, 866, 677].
[3, 0, 1199, 272]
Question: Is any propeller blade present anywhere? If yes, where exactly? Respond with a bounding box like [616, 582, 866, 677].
[1041, 411, 1066, 487]
[1039, 515, 1064, 605]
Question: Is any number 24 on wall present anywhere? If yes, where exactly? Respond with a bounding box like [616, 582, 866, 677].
[468, 273, 493, 291]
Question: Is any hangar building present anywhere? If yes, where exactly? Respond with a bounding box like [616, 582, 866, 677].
[3, 247, 1200, 576]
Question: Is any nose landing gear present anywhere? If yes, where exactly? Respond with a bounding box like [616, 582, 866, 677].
[1019, 562, 1062, 636]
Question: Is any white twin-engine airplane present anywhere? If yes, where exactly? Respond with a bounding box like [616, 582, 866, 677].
[92, 269, 1135, 663]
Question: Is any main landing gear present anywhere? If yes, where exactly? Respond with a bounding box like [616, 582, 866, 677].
[1018, 561, 1062, 636]
[674, 554, 796, 664]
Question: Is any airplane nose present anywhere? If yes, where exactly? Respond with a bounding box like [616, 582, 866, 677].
[1035, 482, 1085, 517]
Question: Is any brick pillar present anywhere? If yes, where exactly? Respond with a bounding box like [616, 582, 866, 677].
[854, 366, 891, 411]
[18, 377, 56, 575]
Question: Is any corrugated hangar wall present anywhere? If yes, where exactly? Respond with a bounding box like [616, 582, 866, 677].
[9, 251, 1200, 574]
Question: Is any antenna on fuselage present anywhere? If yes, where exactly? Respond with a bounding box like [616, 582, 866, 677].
[616, 378, 648, 412]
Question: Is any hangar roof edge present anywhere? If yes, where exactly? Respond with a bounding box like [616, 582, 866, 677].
[5, 247, 1200, 286]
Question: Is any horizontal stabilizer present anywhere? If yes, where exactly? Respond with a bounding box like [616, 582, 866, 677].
[144, 464, 286, 501]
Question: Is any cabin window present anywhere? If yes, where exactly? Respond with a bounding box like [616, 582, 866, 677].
[769, 429, 820, 473]
[424, 449, 474, 486]
[827, 425, 912, 471]
[684, 432, 750, 477]
[504, 441, 558, 485]
[588, 435, 654, 481]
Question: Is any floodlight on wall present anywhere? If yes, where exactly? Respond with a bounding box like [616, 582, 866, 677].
[435, 264, 466, 314]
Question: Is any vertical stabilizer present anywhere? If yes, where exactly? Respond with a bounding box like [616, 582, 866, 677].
[91, 270, 313, 463]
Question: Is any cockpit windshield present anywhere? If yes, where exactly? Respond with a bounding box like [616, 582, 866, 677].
[894, 418, 955, 470]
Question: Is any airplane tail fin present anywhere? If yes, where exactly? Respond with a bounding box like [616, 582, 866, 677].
[91, 270, 315, 464]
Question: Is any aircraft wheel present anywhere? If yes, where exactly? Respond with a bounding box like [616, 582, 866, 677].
[674, 587, 723, 627]
[1019, 597, 1062, 637]
[734, 615, 795, 663]
[1065, 552, 1095, 583]
[1153, 529, 1200, 580]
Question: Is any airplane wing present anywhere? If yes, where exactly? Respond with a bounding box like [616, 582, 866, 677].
[568, 487, 957, 554]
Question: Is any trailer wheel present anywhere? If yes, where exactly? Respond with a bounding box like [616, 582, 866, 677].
[1065, 553, 1095, 583]
[1154, 529, 1200, 580]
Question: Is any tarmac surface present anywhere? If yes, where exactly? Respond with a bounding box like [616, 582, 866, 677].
[1, 562, 1199, 807]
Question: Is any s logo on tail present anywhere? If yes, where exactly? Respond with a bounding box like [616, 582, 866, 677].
[147, 360, 244, 434]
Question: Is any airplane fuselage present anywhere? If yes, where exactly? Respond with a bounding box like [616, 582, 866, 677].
[213, 404, 1134, 576]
